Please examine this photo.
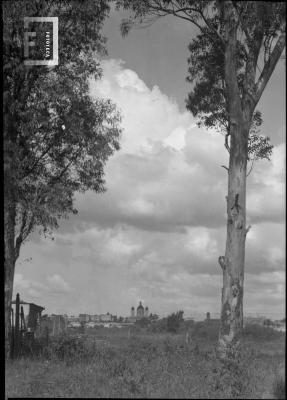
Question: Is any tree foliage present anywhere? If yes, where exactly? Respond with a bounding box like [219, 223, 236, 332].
[116, 0, 285, 172]
[3, 0, 121, 256]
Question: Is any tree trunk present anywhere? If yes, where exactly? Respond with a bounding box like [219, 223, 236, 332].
[218, 1, 250, 360]
[4, 105, 17, 358]
[4, 191, 16, 359]
[218, 118, 249, 359]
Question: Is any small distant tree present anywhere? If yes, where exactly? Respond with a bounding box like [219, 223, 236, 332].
[149, 313, 159, 322]
[263, 319, 273, 327]
[136, 317, 150, 328]
[166, 310, 184, 334]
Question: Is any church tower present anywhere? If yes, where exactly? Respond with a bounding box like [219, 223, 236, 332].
[136, 301, 144, 319]
[144, 306, 149, 318]
[131, 306, 135, 317]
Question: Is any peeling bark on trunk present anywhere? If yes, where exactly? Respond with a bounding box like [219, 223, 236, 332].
[218, 119, 249, 359]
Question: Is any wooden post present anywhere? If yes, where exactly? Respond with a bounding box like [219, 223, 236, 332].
[15, 293, 20, 357]
[128, 327, 131, 339]
[10, 308, 14, 359]
[45, 326, 49, 346]
[185, 331, 189, 345]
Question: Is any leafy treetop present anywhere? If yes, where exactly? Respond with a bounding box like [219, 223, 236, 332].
[3, 0, 121, 257]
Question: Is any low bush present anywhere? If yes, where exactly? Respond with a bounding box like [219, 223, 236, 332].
[147, 318, 167, 333]
[166, 311, 184, 333]
[243, 324, 283, 340]
[190, 320, 220, 341]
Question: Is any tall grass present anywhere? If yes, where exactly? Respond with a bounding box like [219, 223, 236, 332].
[5, 323, 285, 398]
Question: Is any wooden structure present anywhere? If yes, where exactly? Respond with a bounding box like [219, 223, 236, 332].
[10, 293, 45, 358]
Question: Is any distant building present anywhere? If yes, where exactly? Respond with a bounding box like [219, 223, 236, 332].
[69, 321, 81, 328]
[41, 314, 67, 336]
[126, 302, 150, 323]
[137, 301, 145, 319]
[79, 314, 90, 323]
[67, 315, 79, 323]
[273, 321, 286, 332]
[144, 306, 149, 318]
[90, 314, 101, 322]
[100, 313, 112, 322]
[86, 321, 97, 328]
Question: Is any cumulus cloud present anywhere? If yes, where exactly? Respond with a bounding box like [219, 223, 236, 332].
[47, 274, 71, 293]
[14, 273, 48, 299]
[83, 59, 284, 233]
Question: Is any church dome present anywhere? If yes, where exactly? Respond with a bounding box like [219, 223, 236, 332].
[137, 301, 144, 310]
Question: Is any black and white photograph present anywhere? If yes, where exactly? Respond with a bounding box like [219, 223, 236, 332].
[4, 1, 285, 398]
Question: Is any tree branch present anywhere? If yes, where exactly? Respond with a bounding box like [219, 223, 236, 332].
[232, 1, 252, 47]
[225, 131, 230, 153]
[22, 133, 56, 178]
[197, 8, 225, 45]
[218, 256, 226, 270]
[14, 208, 27, 259]
[245, 225, 251, 236]
[246, 157, 255, 177]
[15, 208, 35, 261]
[140, 1, 226, 55]
[255, 24, 286, 106]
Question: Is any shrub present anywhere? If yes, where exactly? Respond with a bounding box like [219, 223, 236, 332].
[39, 335, 94, 363]
[166, 311, 184, 333]
[135, 318, 150, 328]
[243, 324, 283, 340]
[191, 320, 220, 341]
[147, 318, 167, 333]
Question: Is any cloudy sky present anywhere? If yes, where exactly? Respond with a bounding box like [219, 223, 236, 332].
[14, 8, 285, 319]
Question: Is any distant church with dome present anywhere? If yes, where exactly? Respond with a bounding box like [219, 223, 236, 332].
[127, 301, 149, 323]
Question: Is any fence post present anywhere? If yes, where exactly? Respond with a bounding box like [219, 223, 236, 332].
[20, 306, 26, 330]
[15, 293, 20, 357]
[10, 308, 15, 359]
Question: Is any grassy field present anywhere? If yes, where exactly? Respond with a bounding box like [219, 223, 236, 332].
[5, 322, 285, 399]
